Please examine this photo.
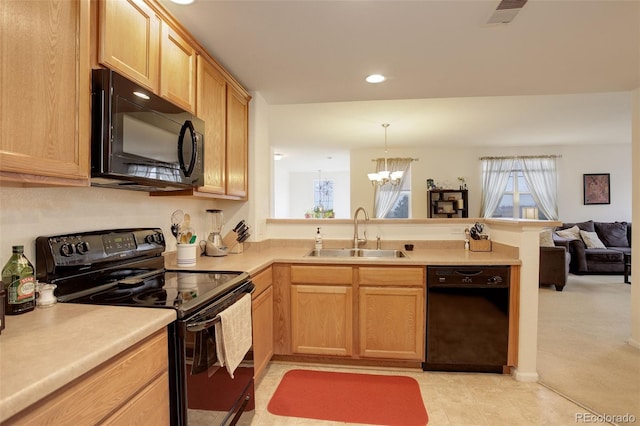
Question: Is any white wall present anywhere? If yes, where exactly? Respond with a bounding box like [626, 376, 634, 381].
[284, 170, 350, 218]
[0, 186, 244, 264]
[631, 86, 640, 348]
[350, 143, 632, 222]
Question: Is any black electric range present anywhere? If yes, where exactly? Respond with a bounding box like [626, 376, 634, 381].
[35, 228, 250, 318]
[35, 228, 256, 425]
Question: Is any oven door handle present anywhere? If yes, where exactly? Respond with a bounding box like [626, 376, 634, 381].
[186, 315, 221, 332]
[185, 286, 255, 332]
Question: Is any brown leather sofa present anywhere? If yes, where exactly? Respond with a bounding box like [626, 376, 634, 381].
[539, 246, 571, 291]
[554, 221, 631, 275]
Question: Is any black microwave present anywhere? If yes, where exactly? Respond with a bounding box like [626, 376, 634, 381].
[91, 69, 204, 192]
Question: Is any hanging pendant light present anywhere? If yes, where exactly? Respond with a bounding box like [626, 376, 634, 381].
[368, 123, 404, 186]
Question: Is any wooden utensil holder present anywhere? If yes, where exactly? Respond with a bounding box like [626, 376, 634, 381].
[469, 239, 492, 252]
[223, 231, 244, 254]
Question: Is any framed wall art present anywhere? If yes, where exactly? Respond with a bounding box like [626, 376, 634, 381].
[583, 173, 610, 205]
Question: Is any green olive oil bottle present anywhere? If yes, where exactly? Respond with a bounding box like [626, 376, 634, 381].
[2, 245, 36, 315]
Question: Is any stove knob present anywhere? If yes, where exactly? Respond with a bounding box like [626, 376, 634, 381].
[145, 234, 156, 244]
[60, 243, 74, 257]
[76, 241, 90, 255]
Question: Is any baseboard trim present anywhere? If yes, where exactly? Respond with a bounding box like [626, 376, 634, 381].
[512, 368, 539, 382]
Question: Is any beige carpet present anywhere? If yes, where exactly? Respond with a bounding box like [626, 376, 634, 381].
[538, 275, 639, 420]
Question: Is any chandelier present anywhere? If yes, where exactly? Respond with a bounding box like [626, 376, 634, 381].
[367, 123, 404, 186]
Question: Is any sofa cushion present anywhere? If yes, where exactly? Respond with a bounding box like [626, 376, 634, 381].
[556, 225, 581, 240]
[580, 230, 606, 249]
[540, 230, 556, 247]
[594, 222, 629, 248]
[559, 220, 595, 233]
[585, 249, 623, 263]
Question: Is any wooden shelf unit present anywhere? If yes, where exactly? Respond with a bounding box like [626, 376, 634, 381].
[428, 189, 468, 218]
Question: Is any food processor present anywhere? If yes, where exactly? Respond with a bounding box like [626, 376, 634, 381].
[200, 209, 228, 256]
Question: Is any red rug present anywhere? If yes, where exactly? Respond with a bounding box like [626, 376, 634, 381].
[267, 369, 428, 425]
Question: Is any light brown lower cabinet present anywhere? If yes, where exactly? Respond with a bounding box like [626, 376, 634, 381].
[276, 264, 424, 362]
[251, 267, 274, 380]
[291, 284, 353, 356]
[359, 286, 424, 360]
[4, 329, 169, 425]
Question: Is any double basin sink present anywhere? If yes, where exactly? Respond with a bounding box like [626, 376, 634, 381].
[306, 248, 407, 258]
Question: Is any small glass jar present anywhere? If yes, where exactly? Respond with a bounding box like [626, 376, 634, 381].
[36, 282, 57, 308]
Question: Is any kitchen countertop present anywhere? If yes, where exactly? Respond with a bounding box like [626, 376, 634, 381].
[0, 242, 518, 422]
[0, 304, 176, 423]
[163, 243, 521, 274]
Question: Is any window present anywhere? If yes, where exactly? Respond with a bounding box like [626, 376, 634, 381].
[492, 163, 549, 220]
[312, 179, 334, 217]
[384, 167, 411, 219]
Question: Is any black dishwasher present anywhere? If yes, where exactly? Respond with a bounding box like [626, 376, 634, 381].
[423, 265, 510, 373]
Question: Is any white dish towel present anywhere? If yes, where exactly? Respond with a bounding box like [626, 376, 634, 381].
[214, 293, 252, 378]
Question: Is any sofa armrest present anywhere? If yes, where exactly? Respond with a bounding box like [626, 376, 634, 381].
[552, 235, 574, 250]
[540, 246, 570, 291]
[566, 238, 588, 273]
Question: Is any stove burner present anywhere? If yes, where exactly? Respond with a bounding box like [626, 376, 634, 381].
[133, 289, 168, 306]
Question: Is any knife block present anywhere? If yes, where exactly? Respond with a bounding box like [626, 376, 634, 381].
[223, 231, 244, 254]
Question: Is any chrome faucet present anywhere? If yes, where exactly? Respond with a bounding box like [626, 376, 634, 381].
[353, 207, 370, 249]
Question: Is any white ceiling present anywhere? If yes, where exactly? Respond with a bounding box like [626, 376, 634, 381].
[159, 0, 639, 168]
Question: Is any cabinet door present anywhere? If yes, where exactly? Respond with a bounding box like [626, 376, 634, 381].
[98, 0, 160, 91]
[196, 56, 226, 194]
[359, 287, 424, 360]
[291, 285, 352, 356]
[0, 0, 90, 184]
[225, 86, 249, 198]
[252, 286, 273, 380]
[160, 22, 196, 113]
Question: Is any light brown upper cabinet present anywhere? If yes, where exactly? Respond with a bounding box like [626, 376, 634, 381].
[160, 22, 196, 113]
[97, 0, 250, 199]
[226, 87, 249, 198]
[0, 0, 91, 186]
[98, 0, 196, 113]
[98, 0, 160, 92]
[164, 56, 250, 200]
[195, 56, 227, 194]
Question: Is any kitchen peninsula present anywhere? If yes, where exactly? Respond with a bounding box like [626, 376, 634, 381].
[0, 218, 552, 422]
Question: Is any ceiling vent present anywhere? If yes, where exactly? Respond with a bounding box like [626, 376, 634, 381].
[486, 0, 528, 24]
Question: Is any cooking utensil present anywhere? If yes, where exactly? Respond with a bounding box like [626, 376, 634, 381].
[179, 213, 195, 244]
[237, 228, 250, 242]
[171, 210, 184, 241]
[469, 222, 484, 240]
[232, 220, 245, 233]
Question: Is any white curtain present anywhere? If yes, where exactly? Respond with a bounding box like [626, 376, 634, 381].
[373, 158, 412, 218]
[479, 157, 515, 217]
[520, 157, 559, 220]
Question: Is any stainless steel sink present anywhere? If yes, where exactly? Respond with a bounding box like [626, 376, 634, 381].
[305, 248, 407, 258]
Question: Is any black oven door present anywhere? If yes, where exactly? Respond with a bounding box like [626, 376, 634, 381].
[176, 293, 255, 425]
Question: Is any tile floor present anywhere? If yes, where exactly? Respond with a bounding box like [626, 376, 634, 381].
[251, 361, 595, 426]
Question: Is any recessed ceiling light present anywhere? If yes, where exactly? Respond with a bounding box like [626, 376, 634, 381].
[133, 91, 150, 100]
[170, 0, 194, 4]
[366, 74, 386, 84]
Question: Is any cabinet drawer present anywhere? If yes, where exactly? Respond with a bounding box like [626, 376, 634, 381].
[291, 265, 352, 285]
[358, 267, 424, 286]
[102, 372, 170, 425]
[5, 329, 168, 425]
[252, 267, 273, 298]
